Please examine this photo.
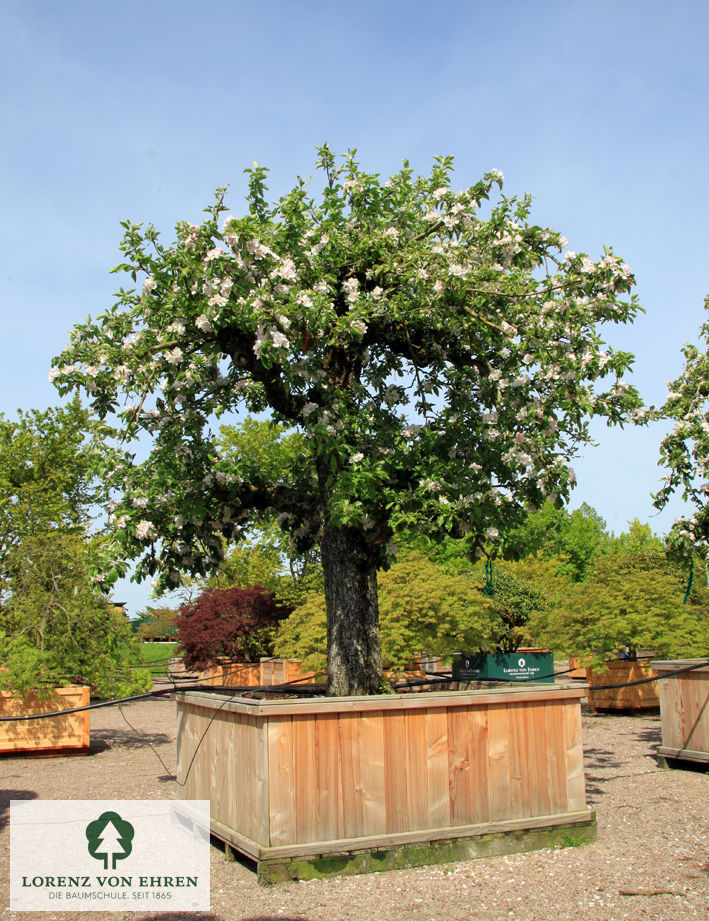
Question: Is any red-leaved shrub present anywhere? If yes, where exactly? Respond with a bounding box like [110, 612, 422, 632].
[176, 585, 291, 669]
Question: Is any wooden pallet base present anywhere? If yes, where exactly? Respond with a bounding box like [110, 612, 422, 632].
[212, 811, 597, 886]
[657, 745, 709, 770]
[244, 813, 597, 884]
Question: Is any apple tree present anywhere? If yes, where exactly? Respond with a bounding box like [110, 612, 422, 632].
[53, 146, 643, 694]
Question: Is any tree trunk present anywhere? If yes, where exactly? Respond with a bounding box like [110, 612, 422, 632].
[321, 523, 383, 696]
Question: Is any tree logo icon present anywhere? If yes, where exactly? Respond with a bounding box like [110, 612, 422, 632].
[85, 811, 135, 869]
[518, 658, 526, 669]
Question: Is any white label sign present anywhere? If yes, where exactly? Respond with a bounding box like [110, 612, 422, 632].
[10, 800, 210, 911]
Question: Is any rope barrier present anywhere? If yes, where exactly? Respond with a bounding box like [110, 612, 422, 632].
[3, 658, 707, 722]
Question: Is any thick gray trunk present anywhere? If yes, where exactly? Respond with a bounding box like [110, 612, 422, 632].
[321, 524, 383, 696]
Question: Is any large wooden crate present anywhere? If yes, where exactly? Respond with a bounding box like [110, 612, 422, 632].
[0, 686, 90, 755]
[176, 685, 595, 881]
[587, 660, 659, 711]
[652, 660, 709, 767]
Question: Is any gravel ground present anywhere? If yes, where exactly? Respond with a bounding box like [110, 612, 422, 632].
[1, 689, 707, 921]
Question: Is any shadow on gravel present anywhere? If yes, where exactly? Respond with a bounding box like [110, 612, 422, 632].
[583, 746, 624, 798]
[632, 726, 662, 746]
[0, 789, 37, 830]
[136, 914, 226, 921]
[136, 916, 313, 921]
[89, 729, 172, 752]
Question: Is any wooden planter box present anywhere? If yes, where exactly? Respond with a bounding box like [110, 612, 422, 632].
[586, 660, 659, 712]
[0, 686, 90, 755]
[176, 685, 595, 882]
[566, 656, 587, 680]
[203, 657, 317, 688]
[652, 660, 709, 768]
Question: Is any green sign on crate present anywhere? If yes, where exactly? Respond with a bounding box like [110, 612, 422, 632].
[452, 651, 555, 683]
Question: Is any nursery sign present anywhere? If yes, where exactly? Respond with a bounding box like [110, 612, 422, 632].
[453, 651, 555, 683]
[10, 800, 210, 911]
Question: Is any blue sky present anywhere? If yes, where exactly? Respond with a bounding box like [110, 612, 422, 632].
[2, 0, 708, 613]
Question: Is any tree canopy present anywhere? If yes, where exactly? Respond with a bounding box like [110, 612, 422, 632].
[0, 399, 107, 589]
[52, 146, 643, 693]
[655, 295, 709, 562]
[504, 500, 611, 581]
[534, 549, 709, 663]
[176, 584, 291, 670]
[0, 533, 150, 696]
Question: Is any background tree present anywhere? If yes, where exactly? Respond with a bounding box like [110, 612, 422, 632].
[53, 147, 643, 694]
[0, 399, 108, 593]
[176, 585, 291, 670]
[275, 551, 500, 673]
[535, 549, 709, 663]
[505, 500, 611, 581]
[133, 605, 177, 641]
[655, 295, 709, 565]
[0, 533, 150, 697]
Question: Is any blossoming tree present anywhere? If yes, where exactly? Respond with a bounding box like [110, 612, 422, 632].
[655, 295, 709, 561]
[53, 146, 643, 694]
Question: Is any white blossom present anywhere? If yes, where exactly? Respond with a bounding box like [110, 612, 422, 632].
[135, 520, 156, 540]
[270, 329, 290, 349]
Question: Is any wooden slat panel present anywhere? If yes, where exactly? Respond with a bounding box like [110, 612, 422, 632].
[563, 699, 586, 812]
[383, 709, 409, 833]
[338, 713, 364, 839]
[686, 673, 709, 752]
[507, 702, 530, 819]
[469, 707, 490, 824]
[293, 712, 319, 843]
[315, 714, 341, 841]
[447, 708, 474, 825]
[425, 708, 451, 827]
[486, 703, 511, 821]
[359, 710, 386, 836]
[252, 712, 270, 845]
[544, 700, 568, 815]
[588, 662, 658, 710]
[526, 702, 551, 818]
[404, 708, 429, 829]
[697, 674, 709, 752]
[268, 717, 296, 846]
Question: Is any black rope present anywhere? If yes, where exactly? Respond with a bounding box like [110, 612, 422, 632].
[3, 659, 708, 722]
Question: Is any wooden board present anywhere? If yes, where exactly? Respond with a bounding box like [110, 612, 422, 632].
[176, 685, 590, 860]
[0, 686, 90, 754]
[587, 661, 659, 711]
[653, 660, 709, 758]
